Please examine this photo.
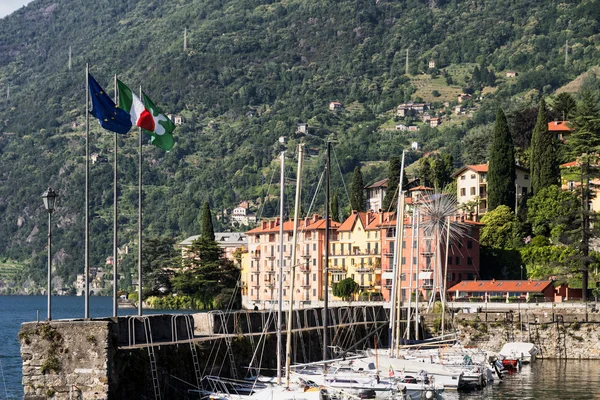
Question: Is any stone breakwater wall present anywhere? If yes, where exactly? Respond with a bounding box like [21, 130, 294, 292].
[447, 310, 600, 359]
[19, 320, 116, 400]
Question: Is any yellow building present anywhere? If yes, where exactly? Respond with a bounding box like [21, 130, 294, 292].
[329, 211, 383, 300]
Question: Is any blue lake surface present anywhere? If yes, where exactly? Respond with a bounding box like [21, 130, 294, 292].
[1, 296, 599, 399]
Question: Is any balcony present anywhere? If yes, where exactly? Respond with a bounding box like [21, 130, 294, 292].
[420, 251, 434, 257]
[356, 267, 374, 273]
[266, 254, 276, 260]
[383, 249, 394, 257]
[299, 265, 311, 273]
[266, 282, 275, 289]
[265, 269, 276, 275]
[251, 253, 261, 260]
[301, 283, 311, 288]
[301, 253, 311, 259]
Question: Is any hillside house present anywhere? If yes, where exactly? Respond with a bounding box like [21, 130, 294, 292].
[429, 117, 440, 127]
[232, 202, 257, 226]
[453, 163, 531, 219]
[422, 113, 432, 123]
[457, 94, 472, 103]
[428, 60, 436, 69]
[329, 102, 343, 111]
[455, 105, 463, 115]
[408, 125, 419, 132]
[560, 160, 600, 213]
[366, 178, 388, 212]
[396, 102, 427, 117]
[296, 123, 308, 134]
[506, 71, 518, 78]
[396, 124, 409, 131]
[167, 114, 183, 125]
[548, 121, 572, 141]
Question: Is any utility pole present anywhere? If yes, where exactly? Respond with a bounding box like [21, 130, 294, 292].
[405, 49, 409, 75]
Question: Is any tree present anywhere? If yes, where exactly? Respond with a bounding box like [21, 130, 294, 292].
[480, 205, 521, 249]
[565, 89, 600, 301]
[488, 108, 516, 211]
[552, 92, 577, 121]
[526, 185, 579, 242]
[141, 236, 180, 295]
[171, 236, 240, 309]
[331, 189, 340, 222]
[349, 166, 366, 212]
[530, 98, 559, 194]
[332, 277, 359, 301]
[382, 156, 407, 211]
[201, 201, 215, 241]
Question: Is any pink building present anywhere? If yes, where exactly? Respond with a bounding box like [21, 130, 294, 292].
[245, 215, 340, 307]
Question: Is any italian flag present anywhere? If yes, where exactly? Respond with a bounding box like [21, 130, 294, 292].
[117, 79, 175, 151]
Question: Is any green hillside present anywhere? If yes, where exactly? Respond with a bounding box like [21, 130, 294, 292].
[0, 0, 598, 289]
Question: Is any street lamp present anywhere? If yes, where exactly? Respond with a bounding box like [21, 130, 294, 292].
[42, 187, 58, 320]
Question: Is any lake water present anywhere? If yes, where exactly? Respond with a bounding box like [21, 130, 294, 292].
[1, 296, 599, 399]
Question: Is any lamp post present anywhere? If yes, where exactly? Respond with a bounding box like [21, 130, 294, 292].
[42, 187, 58, 321]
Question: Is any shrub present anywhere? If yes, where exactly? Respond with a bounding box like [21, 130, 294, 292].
[490, 296, 505, 302]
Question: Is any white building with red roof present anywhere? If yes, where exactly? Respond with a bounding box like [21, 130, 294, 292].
[453, 163, 531, 219]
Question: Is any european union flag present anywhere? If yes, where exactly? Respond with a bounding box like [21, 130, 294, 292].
[88, 73, 132, 134]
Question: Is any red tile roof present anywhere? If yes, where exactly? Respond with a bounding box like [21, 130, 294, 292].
[246, 218, 340, 234]
[548, 121, 572, 132]
[409, 185, 434, 192]
[448, 280, 553, 293]
[560, 160, 578, 168]
[366, 178, 388, 189]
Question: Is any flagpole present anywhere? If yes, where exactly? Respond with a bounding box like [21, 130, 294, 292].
[138, 85, 143, 317]
[84, 63, 90, 319]
[113, 75, 119, 318]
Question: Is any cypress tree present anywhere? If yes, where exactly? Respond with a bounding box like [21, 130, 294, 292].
[349, 166, 366, 212]
[200, 201, 215, 241]
[331, 189, 340, 222]
[382, 157, 401, 211]
[530, 99, 559, 194]
[488, 107, 516, 211]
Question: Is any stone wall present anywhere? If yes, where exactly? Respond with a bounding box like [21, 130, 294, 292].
[449, 311, 600, 359]
[20, 320, 116, 400]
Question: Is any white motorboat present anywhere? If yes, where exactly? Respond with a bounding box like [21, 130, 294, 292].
[499, 342, 539, 366]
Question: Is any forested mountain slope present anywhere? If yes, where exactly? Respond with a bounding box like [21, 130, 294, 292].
[0, 0, 598, 289]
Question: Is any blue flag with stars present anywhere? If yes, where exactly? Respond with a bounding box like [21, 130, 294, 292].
[88, 73, 132, 134]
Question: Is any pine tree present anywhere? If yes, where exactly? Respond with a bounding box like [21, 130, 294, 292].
[552, 92, 577, 120]
[349, 166, 366, 212]
[200, 201, 215, 242]
[566, 89, 600, 302]
[530, 98, 559, 194]
[488, 107, 516, 211]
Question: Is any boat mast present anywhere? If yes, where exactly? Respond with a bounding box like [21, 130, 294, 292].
[285, 144, 303, 388]
[414, 209, 421, 340]
[441, 216, 451, 336]
[323, 140, 331, 362]
[389, 150, 405, 357]
[277, 151, 285, 384]
[405, 211, 416, 340]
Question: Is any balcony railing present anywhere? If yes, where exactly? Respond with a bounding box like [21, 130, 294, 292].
[356, 267, 374, 273]
[251, 253, 261, 260]
[299, 265, 310, 272]
[383, 249, 394, 257]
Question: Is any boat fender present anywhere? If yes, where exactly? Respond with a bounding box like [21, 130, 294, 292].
[493, 363, 503, 380]
[424, 390, 435, 399]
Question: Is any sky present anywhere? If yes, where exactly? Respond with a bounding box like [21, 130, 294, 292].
[0, 0, 34, 18]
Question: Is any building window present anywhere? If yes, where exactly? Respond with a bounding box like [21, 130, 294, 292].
[313, 258, 316, 266]
[471, 174, 476, 179]
[461, 176, 466, 180]
[413, 257, 417, 265]
[524, 174, 529, 180]
[468, 257, 473, 265]
[334, 259, 338, 266]
[401, 273, 406, 281]
[467, 240, 473, 249]
[251, 289, 253, 296]
[313, 243, 316, 251]
[313, 289, 316, 296]
[401, 257, 406, 265]
[313, 273, 317, 281]
[460, 188, 466, 196]
[283, 289, 286, 296]
[447, 256, 452, 265]
[251, 275, 254, 282]
[455, 257, 461, 265]
[470, 187, 476, 195]
[402, 241, 406, 249]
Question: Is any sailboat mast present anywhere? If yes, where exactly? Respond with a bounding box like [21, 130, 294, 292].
[277, 151, 285, 384]
[285, 144, 303, 388]
[388, 150, 405, 356]
[323, 140, 331, 362]
[414, 209, 421, 340]
[441, 216, 451, 336]
[405, 211, 416, 340]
